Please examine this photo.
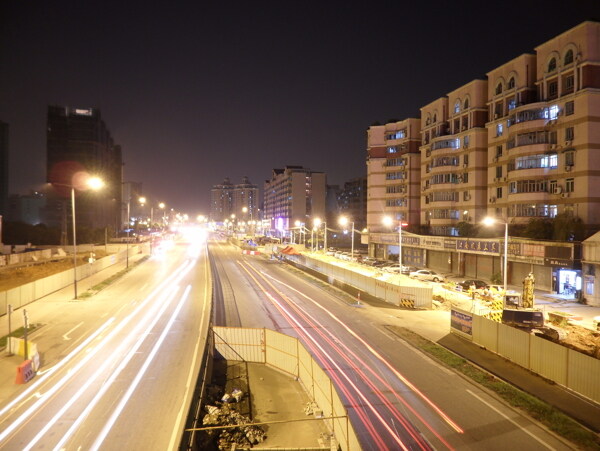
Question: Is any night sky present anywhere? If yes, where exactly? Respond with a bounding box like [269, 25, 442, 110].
[1, 1, 599, 214]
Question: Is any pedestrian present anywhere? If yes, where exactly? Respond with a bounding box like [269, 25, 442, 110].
[470, 283, 476, 300]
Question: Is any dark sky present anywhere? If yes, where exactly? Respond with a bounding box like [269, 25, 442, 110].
[1, 1, 599, 214]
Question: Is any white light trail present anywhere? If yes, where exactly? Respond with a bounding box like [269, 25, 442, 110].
[90, 285, 192, 451]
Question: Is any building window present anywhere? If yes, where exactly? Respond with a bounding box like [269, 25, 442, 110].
[496, 165, 502, 178]
[566, 178, 574, 193]
[463, 154, 469, 166]
[508, 98, 516, 110]
[549, 180, 557, 193]
[463, 172, 469, 183]
[565, 151, 575, 166]
[548, 81, 558, 99]
[496, 187, 503, 198]
[564, 49, 574, 65]
[509, 181, 516, 193]
[565, 127, 574, 142]
[496, 123, 503, 136]
[463, 135, 470, 148]
[463, 98, 469, 109]
[433, 114, 437, 123]
[548, 57, 557, 72]
[387, 146, 398, 154]
[508, 77, 515, 89]
[454, 100, 461, 114]
[565, 75, 574, 91]
[548, 104, 559, 120]
[565, 101, 574, 115]
[463, 191, 469, 201]
[495, 83, 503, 95]
[496, 145, 503, 157]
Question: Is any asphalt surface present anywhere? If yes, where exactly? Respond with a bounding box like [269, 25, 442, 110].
[209, 240, 578, 450]
[0, 235, 211, 450]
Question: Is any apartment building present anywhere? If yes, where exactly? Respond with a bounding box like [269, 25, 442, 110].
[487, 21, 600, 233]
[210, 177, 234, 222]
[366, 118, 421, 234]
[263, 165, 326, 235]
[420, 80, 489, 236]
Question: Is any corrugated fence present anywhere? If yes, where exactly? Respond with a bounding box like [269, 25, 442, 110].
[451, 308, 600, 404]
[286, 254, 432, 309]
[212, 326, 361, 451]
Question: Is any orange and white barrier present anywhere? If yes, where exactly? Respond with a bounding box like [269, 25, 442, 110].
[15, 360, 35, 384]
[242, 250, 260, 255]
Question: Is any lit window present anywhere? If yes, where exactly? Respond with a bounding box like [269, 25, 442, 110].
[454, 101, 461, 114]
[496, 123, 503, 136]
[387, 146, 397, 154]
[508, 98, 516, 110]
[546, 104, 559, 120]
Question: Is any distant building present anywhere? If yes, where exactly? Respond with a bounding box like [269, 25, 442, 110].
[46, 106, 122, 231]
[210, 177, 234, 222]
[263, 165, 326, 235]
[337, 177, 367, 230]
[0, 121, 8, 219]
[6, 191, 46, 225]
[233, 176, 259, 221]
[325, 184, 340, 225]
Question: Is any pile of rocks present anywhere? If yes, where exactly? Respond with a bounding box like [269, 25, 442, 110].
[202, 391, 266, 450]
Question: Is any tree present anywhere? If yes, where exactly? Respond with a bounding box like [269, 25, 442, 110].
[552, 213, 584, 241]
[457, 221, 476, 237]
[521, 218, 553, 240]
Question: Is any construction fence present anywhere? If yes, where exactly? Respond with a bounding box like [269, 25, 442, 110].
[286, 254, 433, 309]
[450, 308, 600, 404]
[0, 245, 143, 316]
[212, 326, 361, 451]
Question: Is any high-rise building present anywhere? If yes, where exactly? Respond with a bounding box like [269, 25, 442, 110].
[233, 176, 259, 221]
[46, 106, 122, 231]
[263, 165, 326, 234]
[337, 177, 367, 230]
[210, 177, 234, 222]
[0, 121, 8, 219]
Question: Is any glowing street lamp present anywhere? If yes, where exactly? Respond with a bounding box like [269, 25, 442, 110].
[52, 176, 104, 299]
[483, 216, 509, 296]
[383, 216, 407, 270]
[312, 217, 321, 252]
[339, 216, 354, 261]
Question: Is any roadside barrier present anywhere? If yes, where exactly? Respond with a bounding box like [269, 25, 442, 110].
[15, 360, 35, 384]
[241, 250, 260, 255]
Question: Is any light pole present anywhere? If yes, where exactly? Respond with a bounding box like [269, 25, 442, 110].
[312, 217, 321, 251]
[339, 216, 354, 261]
[383, 216, 406, 269]
[53, 176, 104, 299]
[483, 217, 509, 296]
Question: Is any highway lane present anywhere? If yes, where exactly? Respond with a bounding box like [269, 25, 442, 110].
[210, 240, 573, 450]
[0, 232, 211, 450]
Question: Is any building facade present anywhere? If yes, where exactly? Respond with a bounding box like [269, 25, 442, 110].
[46, 106, 122, 231]
[263, 165, 326, 235]
[233, 176, 259, 222]
[210, 177, 234, 222]
[0, 121, 8, 220]
[337, 177, 367, 230]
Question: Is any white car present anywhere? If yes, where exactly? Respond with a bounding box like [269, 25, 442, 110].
[409, 269, 445, 282]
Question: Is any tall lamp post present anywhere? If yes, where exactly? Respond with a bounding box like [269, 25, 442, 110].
[312, 217, 321, 252]
[383, 216, 407, 269]
[339, 216, 354, 261]
[483, 217, 508, 295]
[53, 176, 104, 299]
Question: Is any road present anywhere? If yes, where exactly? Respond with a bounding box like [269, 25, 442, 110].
[0, 233, 211, 450]
[209, 238, 573, 450]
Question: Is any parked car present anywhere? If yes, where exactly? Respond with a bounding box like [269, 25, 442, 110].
[456, 279, 489, 291]
[383, 264, 416, 274]
[326, 247, 337, 256]
[409, 269, 445, 282]
[372, 260, 393, 268]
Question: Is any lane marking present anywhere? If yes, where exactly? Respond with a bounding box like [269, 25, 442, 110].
[63, 322, 84, 341]
[466, 389, 557, 450]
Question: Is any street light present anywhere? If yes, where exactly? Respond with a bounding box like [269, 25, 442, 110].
[339, 216, 354, 261]
[52, 176, 104, 299]
[483, 216, 509, 296]
[383, 216, 407, 270]
[312, 217, 321, 252]
[158, 202, 166, 227]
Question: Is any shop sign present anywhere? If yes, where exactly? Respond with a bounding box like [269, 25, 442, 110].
[457, 239, 500, 254]
[545, 258, 571, 268]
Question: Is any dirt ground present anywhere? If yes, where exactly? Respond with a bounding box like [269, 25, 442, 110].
[0, 250, 109, 292]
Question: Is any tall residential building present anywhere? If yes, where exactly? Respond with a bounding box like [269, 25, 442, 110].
[367, 118, 421, 233]
[210, 177, 234, 222]
[263, 165, 326, 234]
[488, 21, 600, 233]
[420, 80, 489, 236]
[0, 121, 8, 219]
[46, 106, 122, 231]
[233, 176, 259, 221]
[337, 177, 367, 229]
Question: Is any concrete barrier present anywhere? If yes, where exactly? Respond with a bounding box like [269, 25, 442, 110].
[15, 360, 35, 384]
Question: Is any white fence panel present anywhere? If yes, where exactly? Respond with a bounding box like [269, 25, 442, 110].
[497, 323, 530, 368]
[6, 287, 22, 309]
[0, 291, 6, 315]
[567, 349, 600, 403]
[312, 362, 333, 419]
[213, 327, 265, 363]
[265, 329, 299, 377]
[297, 345, 315, 400]
[473, 315, 498, 353]
[529, 334, 568, 385]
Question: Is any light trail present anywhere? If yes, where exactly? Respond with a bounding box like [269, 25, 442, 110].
[0, 259, 194, 446]
[239, 262, 419, 450]
[259, 266, 464, 434]
[89, 285, 192, 451]
[26, 285, 181, 451]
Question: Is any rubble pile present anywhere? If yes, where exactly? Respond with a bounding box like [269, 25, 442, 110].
[202, 391, 266, 450]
